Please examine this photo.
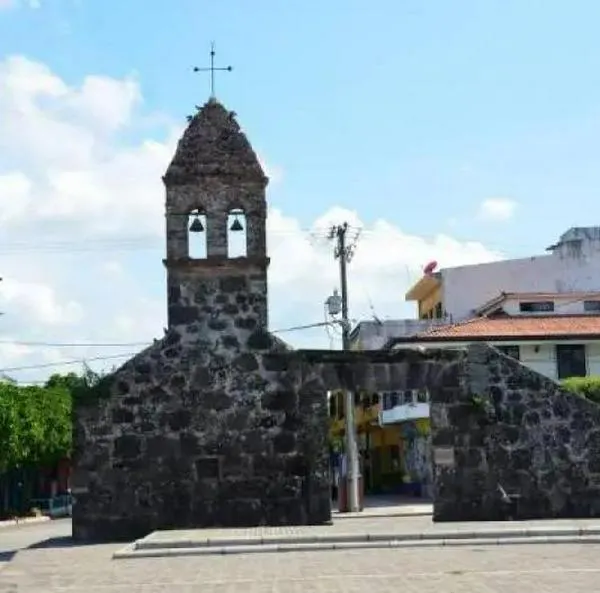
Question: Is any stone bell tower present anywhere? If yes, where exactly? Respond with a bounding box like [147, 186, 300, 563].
[163, 98, 269, 346]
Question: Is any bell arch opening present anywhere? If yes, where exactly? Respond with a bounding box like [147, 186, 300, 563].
[188, 209, 207, 259]
[227, 208, 247, 258]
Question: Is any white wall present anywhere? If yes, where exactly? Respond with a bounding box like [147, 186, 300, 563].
[501, 296, 595, 316]
[587, 342, 600, 376]
[442, 231, 600, 320]
[521, 342, 600, 380]
[350, 319, 447, 350]
[402, 340, 600, 380]
[519, 343, 558, 380]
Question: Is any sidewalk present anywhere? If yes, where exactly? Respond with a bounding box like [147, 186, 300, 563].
[114, 511, 600, 558]
[333, 495, 432, 519]
[0, 515, 49, 529]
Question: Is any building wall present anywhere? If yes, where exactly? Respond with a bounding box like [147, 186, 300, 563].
[350, 319, 447, 350]
[519, 341, 600, 379]
[411, 340, 600, 381]
[418, 285, 443, 319]
[500, 296, 596, 316]
[431, 343, 600, 522]
[72, 338, 332, 542]
[442, 235, 600, 320]
[518, 343, 557, 379]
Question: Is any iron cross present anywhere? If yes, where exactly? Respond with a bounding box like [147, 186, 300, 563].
[193, 42, 233, 99]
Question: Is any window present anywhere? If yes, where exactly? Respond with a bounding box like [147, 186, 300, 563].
[416, 389, 429, 403]
[497, 345, 520, 360]
[382, 391, 399, 410]
[328, 397, 336, 418]
[584, 300, 600, 312]
[519, 301, 554, 313]
[402, 390, 414, 405]
[434, 302, 443, 319]
[556, 344, 587, 379]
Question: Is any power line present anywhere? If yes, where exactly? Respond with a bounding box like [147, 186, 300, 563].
[271, 321, 338, 334]
[0, 352, 138, 373]
[0, 320, 341, 374]
[0, 339, 151, 348]
[0, 225, 540, 257]
[0, 228, 333, 256]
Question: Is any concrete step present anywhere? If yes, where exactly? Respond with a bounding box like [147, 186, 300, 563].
[113, 525, 600, 559]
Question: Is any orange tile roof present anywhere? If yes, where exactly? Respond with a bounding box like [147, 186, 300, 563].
[415, 315, 600, 340]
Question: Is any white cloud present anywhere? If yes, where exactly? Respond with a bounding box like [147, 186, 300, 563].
[477, 197, 517, 222]
[0, 55, 503, 381]
[0, 278, 84, 326]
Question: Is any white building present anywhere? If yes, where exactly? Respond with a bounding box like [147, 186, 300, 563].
[349, 227, 600, 384]
[406, 226, 600, 322]
[390, 291, 600, 381]
[348, 319, 447, 351]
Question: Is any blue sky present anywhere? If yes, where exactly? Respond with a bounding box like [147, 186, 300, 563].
[4, 0, 600, 249]
[1, 0, 600, 380]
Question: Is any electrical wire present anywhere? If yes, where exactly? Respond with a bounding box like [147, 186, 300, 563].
[0, 224, 539, 257]
[0, 339, 151, 348]
[0, 227, 333, 256]
[0, 352, 138, 373]
[0, 320, 342, 374]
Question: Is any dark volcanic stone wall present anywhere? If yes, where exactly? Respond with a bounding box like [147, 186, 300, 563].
[72, 332, 331, 542]
[432, 343, 600, 522]
[72, 347, 464, 542]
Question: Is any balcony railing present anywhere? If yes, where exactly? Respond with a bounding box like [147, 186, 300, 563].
[379, 402, 430, 425]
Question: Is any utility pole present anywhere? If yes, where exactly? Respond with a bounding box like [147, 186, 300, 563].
[331, 222, 360, 513]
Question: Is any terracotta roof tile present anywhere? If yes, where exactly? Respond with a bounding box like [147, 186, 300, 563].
[416, 315, 600, 340]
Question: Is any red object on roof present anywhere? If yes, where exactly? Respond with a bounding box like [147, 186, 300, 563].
[416, 315, 600, 340]
[423, 260, 438, 275]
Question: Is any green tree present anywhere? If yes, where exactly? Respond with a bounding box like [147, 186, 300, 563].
[0, 382, 22, 473]
[0, 380, 73, 472]
[46, 364, 108, 405]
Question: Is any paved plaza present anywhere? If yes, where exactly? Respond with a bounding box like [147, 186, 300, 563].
[1, 518, 600, 592]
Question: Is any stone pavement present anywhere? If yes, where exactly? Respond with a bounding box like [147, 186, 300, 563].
[2, 540, 600, 592]
[332, 497, 432, 519]
[114, 514, 600, 557]
[0, 519, 71, 574]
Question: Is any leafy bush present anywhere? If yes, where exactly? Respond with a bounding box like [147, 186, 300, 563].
[561, 376, 600, 404]
[0, 366, 107, 475]
[0, 381, 71, 473]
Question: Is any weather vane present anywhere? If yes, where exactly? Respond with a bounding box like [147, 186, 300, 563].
[193, 42, 233, 99]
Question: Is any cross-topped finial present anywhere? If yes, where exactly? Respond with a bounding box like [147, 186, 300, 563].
[193, 42, 233, 99]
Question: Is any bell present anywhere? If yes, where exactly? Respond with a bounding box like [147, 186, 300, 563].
[189, 216, 204, 233]
[229, 216, 244, 232]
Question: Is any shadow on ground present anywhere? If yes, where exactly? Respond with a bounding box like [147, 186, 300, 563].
[28, 537, 95, 550]
[0, 551, 16, 563]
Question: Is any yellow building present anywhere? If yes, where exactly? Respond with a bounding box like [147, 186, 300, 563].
[328, 389, 404, 494]
[404, 270, 444, 320]
[328, 309, 436, 498]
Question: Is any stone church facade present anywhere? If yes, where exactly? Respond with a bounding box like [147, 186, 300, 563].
[72, 99, 333, 542]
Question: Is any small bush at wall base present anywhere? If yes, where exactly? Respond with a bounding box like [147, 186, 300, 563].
[561, 376, 600, 404]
